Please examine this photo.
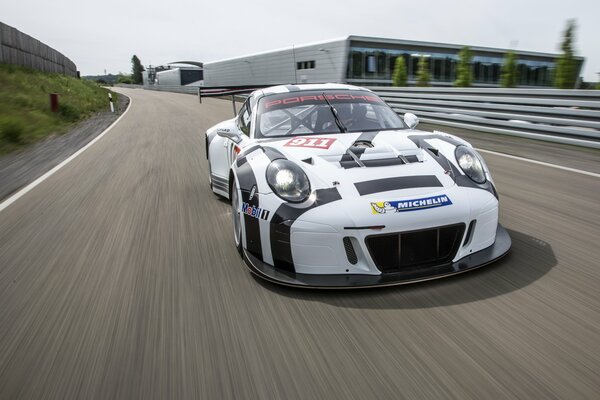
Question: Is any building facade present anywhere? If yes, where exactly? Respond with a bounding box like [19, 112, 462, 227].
[202, 35, 584, 88]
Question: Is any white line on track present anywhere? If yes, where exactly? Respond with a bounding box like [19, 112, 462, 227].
[0, 93, 133, 214]
[476, 148, 600, 178]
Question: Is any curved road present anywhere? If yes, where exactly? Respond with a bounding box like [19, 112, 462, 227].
[0, 88, 599, 399]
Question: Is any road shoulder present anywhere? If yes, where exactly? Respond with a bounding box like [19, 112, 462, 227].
[0, 94, 130, 201]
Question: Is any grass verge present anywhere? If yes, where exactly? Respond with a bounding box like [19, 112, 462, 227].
[0, 64, 116, 154]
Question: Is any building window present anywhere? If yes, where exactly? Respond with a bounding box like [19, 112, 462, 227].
[351, 51, 363, 78]
[366, 55, 377, 73]
[297, 60, 316, 70]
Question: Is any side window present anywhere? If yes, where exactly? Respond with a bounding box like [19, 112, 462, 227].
[237, 99, 252, 136]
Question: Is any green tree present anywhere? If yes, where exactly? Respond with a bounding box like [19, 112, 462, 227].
[454, 47, 473, 87]
[416, 56, 430, 87]
[554, 20, 578, 89]
[117, 74, 133, 84]
[131, 55, 144, 85]
[392, 56, 407, 86]
[500, 51, 519, 88]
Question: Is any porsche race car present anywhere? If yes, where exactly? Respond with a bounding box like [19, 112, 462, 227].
[205, 83, 511, 288]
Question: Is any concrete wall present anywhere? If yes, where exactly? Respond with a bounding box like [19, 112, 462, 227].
[203, 38, 348, 86]
[0, 21, 77, 76]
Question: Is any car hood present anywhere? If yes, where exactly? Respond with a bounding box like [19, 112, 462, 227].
[255, 130, 459, 198]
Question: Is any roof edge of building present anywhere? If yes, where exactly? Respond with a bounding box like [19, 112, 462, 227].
[204, 36, 351, 65]
[347, 35, 579, 60]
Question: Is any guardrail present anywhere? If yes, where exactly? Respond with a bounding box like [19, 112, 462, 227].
[369, 87, 600, 149]
[144, 84, 199, 95]
[141, 83, 600, 149]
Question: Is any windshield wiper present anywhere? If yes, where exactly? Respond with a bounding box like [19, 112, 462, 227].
[322, 92, 347, 133]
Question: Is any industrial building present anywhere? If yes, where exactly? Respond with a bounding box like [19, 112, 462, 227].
[144, 62, 204, 86]
[201, 35, 583, 87]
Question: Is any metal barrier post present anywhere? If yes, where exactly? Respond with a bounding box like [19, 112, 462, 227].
[198, 87, 202, 103]
[232, 95, 237, 115]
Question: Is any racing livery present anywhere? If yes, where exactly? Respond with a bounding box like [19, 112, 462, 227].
[205, 83, 511, 288]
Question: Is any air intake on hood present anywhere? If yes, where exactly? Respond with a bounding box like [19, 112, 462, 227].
[353, 140, 374, 149]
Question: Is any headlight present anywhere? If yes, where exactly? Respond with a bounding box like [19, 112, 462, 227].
[455, 146, 486, 184]
[266, 159, 311, 203]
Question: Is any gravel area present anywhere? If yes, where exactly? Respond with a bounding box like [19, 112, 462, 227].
[0, 92, 129, 201]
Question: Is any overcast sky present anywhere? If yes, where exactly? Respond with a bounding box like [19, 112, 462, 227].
[2, 0, 599, 81]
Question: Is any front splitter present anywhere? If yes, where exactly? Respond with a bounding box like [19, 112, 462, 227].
[243, 224, 511, 289]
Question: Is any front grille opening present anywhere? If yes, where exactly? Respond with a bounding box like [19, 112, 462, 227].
[462, 220, 476, 247]
[366, 224, 465, 273]
[343, 237, 358, 265]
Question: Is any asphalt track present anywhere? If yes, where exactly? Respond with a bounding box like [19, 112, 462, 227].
[0, 88, 599, 399]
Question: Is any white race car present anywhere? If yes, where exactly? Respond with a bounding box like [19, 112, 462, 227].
[205, 83, 511, 288]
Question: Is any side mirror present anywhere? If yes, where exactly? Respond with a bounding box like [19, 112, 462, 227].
[216, 127, 243, 144]
[404, 113, 419, 129]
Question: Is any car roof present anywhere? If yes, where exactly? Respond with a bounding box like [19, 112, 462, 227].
[252, 83, 372, 100]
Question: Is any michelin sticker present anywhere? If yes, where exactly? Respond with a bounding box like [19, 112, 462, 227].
[371, 195, 452, 214]
[242, 202, 270, 220]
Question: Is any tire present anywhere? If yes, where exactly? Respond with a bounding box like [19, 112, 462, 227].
[230, 177, 243, 257]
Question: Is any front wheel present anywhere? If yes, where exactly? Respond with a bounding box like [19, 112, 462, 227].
[230, 177, 243, 257]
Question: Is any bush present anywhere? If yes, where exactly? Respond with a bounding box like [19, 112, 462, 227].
[500, 51, 518, 88]
[454, 47, 473, 87]
[392, 57, 407, 87]
[117, 74, 133, 84]
[416, 56, 430, 87]
[59, 103, 81, 122]
[0, 64, 115, 154]
[0, 117, 25, 143]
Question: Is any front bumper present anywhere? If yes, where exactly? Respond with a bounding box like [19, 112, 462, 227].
[243, 223, 511, 289]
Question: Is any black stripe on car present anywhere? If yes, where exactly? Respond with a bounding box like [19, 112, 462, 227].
[239, 144, 262, 157]
[269, 188, 342, 272]
[236, 162, 263, 261]
[355, 130, 381, 143]
[236, 145, 282, 167]
[408, 134, 498, 199]
[341, 157, 408, 169]
[340, 147, 366, 162]
[354, 175, 442, 196]
[211, 175, 229, 191]
[262, 146, 286, 161]
[236, 145, 262, 167]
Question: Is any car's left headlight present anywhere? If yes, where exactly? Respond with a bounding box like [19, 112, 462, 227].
[455, 146, 487, 184]
[266, 159, 311, 203]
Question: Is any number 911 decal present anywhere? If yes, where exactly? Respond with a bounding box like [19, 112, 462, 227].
[284, 137, 336, 149]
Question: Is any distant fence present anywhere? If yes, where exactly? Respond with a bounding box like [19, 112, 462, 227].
[0, 21, 77, 77]
[371, 87, 600, 149]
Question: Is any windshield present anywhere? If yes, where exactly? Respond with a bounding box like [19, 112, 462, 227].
[255, 90, 406, 138]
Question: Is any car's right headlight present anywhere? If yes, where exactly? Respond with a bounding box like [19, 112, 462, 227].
[455, 145, 487, 184]
[266, 159, 311, 203]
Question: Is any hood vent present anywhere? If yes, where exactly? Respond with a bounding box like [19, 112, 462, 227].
[353, 140, 374, 149]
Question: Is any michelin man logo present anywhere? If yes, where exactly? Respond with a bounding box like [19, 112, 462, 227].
[371, 195, 452, 214]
